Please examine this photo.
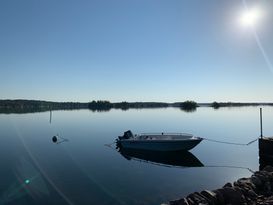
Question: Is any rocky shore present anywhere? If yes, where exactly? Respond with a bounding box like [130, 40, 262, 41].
[167, 166, 273, 205]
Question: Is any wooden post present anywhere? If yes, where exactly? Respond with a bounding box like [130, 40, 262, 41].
[260, 108, 263, 138]
[50, 110, 52, 124]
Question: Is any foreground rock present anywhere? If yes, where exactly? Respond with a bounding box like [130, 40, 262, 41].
[167, 166, 273, 205]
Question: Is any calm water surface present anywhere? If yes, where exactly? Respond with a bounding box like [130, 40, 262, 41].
[1, 106, 273, 205]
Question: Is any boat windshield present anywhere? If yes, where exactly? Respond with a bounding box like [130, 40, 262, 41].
[138, 133, 193, 140]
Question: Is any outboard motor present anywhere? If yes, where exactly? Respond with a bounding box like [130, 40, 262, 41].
[124, 130, 133, 139]
[118, 130, 133, 140]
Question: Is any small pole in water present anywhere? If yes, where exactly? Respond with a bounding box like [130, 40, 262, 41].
[260, 108, 263, 138]
[49, 110, 52, 124]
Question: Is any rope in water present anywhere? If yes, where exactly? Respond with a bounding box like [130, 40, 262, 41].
[120, 157, 255, 173]
[202, 137, 258, 146]
[204, 165, 255, 173]
[104, 141, 116, 149]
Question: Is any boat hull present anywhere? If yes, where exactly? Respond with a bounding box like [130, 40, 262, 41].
[118, 139, 202, 151]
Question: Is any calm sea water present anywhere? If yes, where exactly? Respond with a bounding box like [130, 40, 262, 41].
[1, 106, 273, 205]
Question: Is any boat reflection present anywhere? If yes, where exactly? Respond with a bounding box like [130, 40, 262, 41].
[117, 147, 204, 168]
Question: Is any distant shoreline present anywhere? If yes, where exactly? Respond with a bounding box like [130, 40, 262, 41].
[0, 99, 272, 114]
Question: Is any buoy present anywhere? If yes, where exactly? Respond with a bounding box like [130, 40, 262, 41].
[52, 136, 58, 143]
[52, 135, 69, 144]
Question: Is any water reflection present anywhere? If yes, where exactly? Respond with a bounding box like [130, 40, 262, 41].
[2, 107, 272, 205]
[117, 147, 203, 168]
[179, 107, 197, 113]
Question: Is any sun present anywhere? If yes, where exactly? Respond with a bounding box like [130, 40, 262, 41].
[240, 8, 261, 27]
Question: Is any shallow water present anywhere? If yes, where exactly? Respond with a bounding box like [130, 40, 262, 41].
[1, 106, 273, 205]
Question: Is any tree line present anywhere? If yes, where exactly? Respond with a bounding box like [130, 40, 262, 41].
[0, 99, 272, 114]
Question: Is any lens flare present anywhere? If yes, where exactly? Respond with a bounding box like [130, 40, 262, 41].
[240, 8, 261, 27]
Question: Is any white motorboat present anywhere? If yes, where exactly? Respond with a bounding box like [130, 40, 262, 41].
[117, 130, 202, 151]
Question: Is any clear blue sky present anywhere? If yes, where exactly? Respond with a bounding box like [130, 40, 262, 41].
[1, 0, 273, 102]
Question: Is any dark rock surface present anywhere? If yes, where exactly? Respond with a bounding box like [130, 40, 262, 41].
[168, 166, 273, 205]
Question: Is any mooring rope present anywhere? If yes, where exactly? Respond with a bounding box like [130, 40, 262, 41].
[117, 157, 255, 174]
[104, 141, 116, 149]
[204, 165, 255, 173]
[202, 137, 258, 146]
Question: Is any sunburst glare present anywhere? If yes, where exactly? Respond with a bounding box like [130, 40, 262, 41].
[240, 7, 261, 27]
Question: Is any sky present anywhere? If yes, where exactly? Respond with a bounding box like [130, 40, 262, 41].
[1, 0, 273, 103]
